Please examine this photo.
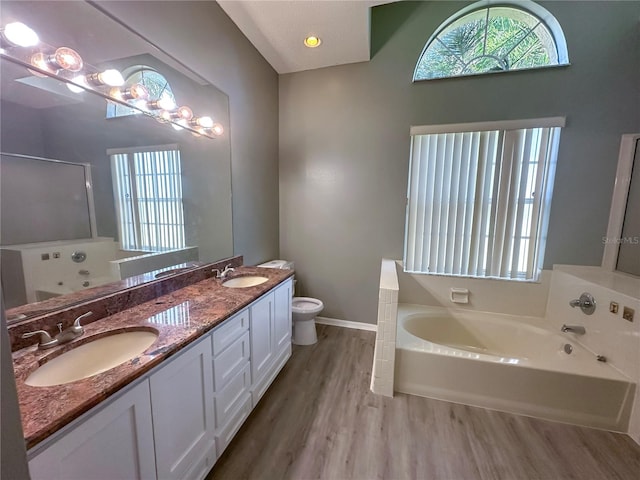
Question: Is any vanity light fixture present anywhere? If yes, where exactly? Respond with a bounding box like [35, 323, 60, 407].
[211, 123, 224, 136]
[30, 47, 83, 74]
[1, 22, 39, 47]
[303, 35, 321, 48]
[85, 69, 125, 87]
[148, 94, 176, 111]
[160, 105, 193, 122]
[109, 83, 149, 101]
[190, 115, 214, 129]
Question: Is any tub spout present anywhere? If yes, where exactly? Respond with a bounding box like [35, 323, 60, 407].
[561, 324, 586, 335]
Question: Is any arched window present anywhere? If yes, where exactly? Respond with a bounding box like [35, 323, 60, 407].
[414, 0, 569, 81]
[107, 66, 176, 118]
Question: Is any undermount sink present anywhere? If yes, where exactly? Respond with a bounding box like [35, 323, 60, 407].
[221, 276, 269, 288]
[25, 329, 159, 387]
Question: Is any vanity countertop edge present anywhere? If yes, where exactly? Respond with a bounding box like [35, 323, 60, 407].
[11, 266, 295, 450]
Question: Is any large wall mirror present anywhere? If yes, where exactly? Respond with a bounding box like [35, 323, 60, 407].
[1, 1, 233, 321]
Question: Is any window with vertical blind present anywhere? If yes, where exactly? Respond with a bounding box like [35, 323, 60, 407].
[109, 145, 185, 252]
[404, 118, 564, 281]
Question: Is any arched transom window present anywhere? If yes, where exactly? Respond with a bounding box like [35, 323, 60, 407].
[414, 1, 569, 81]
[107, 66, 176, 118]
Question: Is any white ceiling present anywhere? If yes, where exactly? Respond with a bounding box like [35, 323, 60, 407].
[218, 0, 391, 74]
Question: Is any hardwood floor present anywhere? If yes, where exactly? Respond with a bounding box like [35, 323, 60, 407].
[208, 325, 640, 480]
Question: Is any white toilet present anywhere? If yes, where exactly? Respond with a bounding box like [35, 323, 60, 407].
[257, 260, 323, 345]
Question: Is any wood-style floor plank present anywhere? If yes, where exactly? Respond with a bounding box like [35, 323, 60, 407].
[208, 325, 640, 480]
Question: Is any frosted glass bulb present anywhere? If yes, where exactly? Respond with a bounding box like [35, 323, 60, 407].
[99, 69, 124, 87]
[3, 22, 39, 47]
[195, 116, 213, 128]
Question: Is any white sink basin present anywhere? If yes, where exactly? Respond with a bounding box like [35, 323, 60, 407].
[25, 329, 159, 387]
[222, 276, 269, 288]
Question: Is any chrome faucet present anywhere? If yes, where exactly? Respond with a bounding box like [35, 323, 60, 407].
[561, 324, 586, 335]
[21, 311, 93, 349]
[212, 264, 235, 280]
[569, 292, 596, 315]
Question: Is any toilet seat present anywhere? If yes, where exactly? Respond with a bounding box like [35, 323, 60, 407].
[292, 297, 323, 313]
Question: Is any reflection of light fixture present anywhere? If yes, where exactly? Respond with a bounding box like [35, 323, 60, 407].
[148, 95, 176, 111]
[304, 36, 321, 48]
[67, 75, 89, 93]
[171, 119, 189, 131]
[86, 69, 124, 87]
[1, 22, 39, 47]
[211, 123, 224, 136]
[160, 105, 193, 122]
[109, 83, 149, 101]
[30, 47, 83, 74]
[190, 116, 213, 129]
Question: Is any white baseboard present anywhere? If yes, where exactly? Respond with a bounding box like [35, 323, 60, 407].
[315, 316, 378, 332]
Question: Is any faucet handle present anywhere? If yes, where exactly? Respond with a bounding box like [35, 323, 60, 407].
[71, 311, 93, 333]
[22, 330, 58, 349]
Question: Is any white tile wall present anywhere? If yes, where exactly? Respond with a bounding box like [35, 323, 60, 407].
[370, 259, 398, 397]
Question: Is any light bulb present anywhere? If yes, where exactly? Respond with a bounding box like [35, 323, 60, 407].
[149, 94, 176, 111]
[110, 83, 149, 101]
[211, 123, 224, 136]
[31, 47, 83, 74]
[192, 116, 213, 129]
[304, 36, 321, 48]
[87, 69, 124, 87]
[176, 106, 193, 120]
[2, 22, 39, 47]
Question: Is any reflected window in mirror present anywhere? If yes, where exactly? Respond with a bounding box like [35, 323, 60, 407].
[107, 65, 175, 119]
[110, 145, 185, 252]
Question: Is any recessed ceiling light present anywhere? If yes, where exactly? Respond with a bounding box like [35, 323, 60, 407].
[304, 36, 321, 48]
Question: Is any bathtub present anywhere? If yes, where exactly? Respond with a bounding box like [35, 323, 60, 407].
[35, 275, 118, 301]
[395, 304, 636, 431]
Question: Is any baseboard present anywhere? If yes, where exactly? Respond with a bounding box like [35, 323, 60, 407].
[315, 316, 378, 332]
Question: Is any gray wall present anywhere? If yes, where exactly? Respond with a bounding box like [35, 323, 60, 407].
[97, 0, 280, 266]
[279, 1, 640, 324]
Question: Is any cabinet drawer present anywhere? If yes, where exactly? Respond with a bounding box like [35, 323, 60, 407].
[213, 330, 250, 391]
[215, 362, 251, 429]
[215, 393, 252, 457]
[212, 308, 249, 355]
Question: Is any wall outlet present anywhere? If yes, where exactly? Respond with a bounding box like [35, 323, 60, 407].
[622, 307, 635, 322]
[609, 301, 619, 314]
[53, 252, 61, 259]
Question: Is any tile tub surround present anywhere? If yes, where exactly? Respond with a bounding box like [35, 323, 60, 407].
[370, 259, 399, 397]
[7, 257, 243, 351]
[11, 265, 294, 449]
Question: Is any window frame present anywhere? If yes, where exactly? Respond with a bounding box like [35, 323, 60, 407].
[413, 0, 570, 82]
[109, 144, 186, 252]
[404, 117, 565, 282]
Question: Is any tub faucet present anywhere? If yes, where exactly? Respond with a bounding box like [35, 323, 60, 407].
[561, 324, 586, 335]
[212, 264, 235, 280]
[569, 292, 596, 315]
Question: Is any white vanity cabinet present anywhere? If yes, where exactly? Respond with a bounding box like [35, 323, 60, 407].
[149, 335, 216, 480]
[27, 278, 293, 480]
[28, 379, 157, 480]
[250, 278, 293, 406]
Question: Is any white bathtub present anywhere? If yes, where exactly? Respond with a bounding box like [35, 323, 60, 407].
[395, 304, 636, 431]
[35, 275, 118, 301]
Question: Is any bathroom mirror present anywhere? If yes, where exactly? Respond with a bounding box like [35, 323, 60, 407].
[1, 1, 233, 320]
[602, 134, 640, 276]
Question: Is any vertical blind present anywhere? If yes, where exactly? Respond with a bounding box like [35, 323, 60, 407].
[404, 118, 563, 281]
[110, 145, 185, 252]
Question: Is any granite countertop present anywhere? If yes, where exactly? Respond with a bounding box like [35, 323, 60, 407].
[12, 266, 294, 450]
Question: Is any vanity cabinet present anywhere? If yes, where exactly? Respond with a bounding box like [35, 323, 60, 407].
[27, 278, 293, 480]
[250, 278, 293, 406]
[150, 335, 216, 480]
[28, 379, 156, 480]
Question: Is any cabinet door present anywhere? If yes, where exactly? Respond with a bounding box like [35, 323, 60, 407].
[273, 278, 293, 355]
[249, 292, 274, 388]
[29, 380, 156, 480]
[150, 336, 215, 480]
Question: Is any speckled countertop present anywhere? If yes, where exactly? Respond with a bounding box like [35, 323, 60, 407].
[12, 266, 294, 450]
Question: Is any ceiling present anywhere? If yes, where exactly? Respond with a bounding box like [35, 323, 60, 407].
[218, 0, 392, 74]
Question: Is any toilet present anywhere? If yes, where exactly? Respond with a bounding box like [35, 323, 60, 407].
[257, 260, 323, 345]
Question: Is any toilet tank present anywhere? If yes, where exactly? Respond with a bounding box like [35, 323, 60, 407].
[257, 259, 294, 270]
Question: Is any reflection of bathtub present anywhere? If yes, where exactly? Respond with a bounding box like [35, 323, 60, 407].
[35, 276, 118, 301]
[395, 304, 636, 431]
